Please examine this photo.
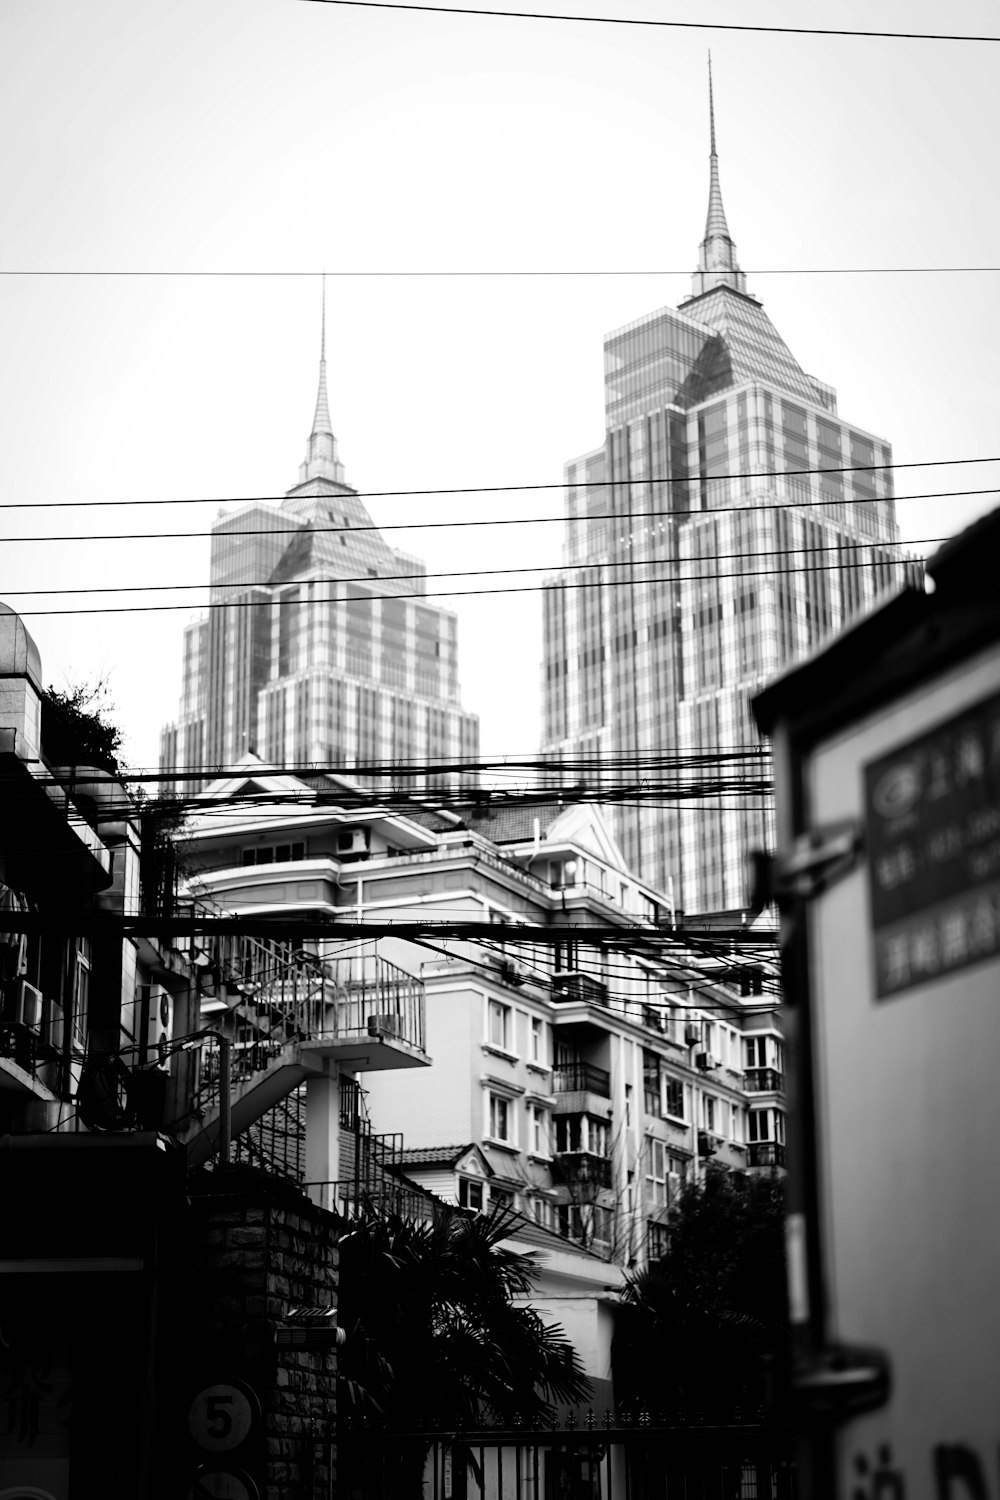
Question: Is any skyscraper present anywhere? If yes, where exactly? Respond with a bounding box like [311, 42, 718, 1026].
[541, 70, 911, 914]
[160, 302, 479, 791]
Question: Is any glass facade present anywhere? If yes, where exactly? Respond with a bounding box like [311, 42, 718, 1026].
[161, 347, 479, 793]
[541, 144, 912, 913]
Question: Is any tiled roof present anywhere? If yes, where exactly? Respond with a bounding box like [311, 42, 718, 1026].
[458, 801, 567, 845]
[399, 1144, 476, 1168]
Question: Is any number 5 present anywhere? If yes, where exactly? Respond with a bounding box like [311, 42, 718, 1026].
[206, 1393, 233, 1439]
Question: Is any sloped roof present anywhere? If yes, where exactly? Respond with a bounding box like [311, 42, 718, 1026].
[457, 801, 567, 845]
[399, 1144, 491, 1173]
[501, 1209, 616, 1266]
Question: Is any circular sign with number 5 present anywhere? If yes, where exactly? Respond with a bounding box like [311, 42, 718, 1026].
[187, 1381, 259, 1453]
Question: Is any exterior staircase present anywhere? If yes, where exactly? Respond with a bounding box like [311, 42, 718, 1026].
[180, 935, 428, 1166]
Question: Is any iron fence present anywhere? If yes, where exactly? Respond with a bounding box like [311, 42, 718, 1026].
[338, 1417, 797, 1500]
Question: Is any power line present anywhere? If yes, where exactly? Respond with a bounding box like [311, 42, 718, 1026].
[5, 554, 921, 617]
[296, 0, 1000, 42]
[0, 456, 992, 510]
[0, 536, 937, 601]
[40, 747, 772, 783]
[3, 265, 1000, 277]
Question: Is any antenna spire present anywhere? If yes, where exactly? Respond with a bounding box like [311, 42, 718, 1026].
[295, 274, 346, 488]
[709, 51, 716, 157]
[690, 55, 748, 299]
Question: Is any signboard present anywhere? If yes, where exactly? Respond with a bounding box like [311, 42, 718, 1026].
[188, 1468, 260, 1500]
[865, 688, 1000, 998]
[187, 1382, 259, 1454]
[802, 650, 1000, 1496]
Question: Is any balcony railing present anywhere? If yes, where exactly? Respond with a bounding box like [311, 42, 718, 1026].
[554, 1150, 613, 1190]
[553, 1061, 611, 1098]
[192, 937, 427, 1126]
[744, 1067, 784, 1093]
[552, 972, 609, 1008]
[748, 1142, 787, 1168]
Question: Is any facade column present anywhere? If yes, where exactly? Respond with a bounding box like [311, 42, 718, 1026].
[305, 1059, 341, 1212]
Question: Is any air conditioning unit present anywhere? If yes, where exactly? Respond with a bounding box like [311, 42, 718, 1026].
[684, 1024, 701, 1046]
[643, 1006, 667, 1033]
[497, 959, 527, 988]
[154, 986, 173, 1049]
[46, 1002, 65, 1051]
[697, 1130, 717, 1157]
[9, 980, 43, 1030]
[337, 829, 370, 857]
[695, 1051, 718, 1072]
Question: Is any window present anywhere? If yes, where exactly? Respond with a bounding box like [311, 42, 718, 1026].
[491, 1187, 515, 1212]
[648, 1222, 670, 1262]
[665, 1077, 685, 1120]
[746, 1036, 767, 1068]
[748, 1108, 785, 1143]
[488, 1093, 513, 1143]
[555, 1114, 608, 1157]
[458, 1178, 484, 1212]
[702, 1094, 716, 1131]
[242, 841, 305, 866]
[529, 1016, 545, 1065]
[488, 1000, 512, 1051]
[643, 1048, 664, 1116]
[646, 1137, 668, 1208]
[71, 938, 91, 1048]
[526, 1103, 548, 1157]
[531, 1198, 552, 1229]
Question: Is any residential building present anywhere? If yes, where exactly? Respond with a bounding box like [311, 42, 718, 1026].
[0, 603, 198, 1499]
[178, 758, 784, 1275]
[0, 603, 192, 1136]
[160, 306, 479, 794]
[540, 73, 914, 913]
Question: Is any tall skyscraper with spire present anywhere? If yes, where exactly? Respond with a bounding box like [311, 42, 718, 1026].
[541, 67, 910, 914]
[160, 297, 479, 790]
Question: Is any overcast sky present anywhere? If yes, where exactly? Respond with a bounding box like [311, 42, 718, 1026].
[0, 0, 997, 771]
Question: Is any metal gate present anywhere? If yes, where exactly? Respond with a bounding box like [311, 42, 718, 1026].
[339, 1418, 798, 1500]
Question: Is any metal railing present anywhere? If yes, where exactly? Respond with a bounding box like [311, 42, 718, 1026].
[748, 1142, 787, 1168]
[553, 1150, 613, 1190]
[553, 1061, 611, 1097]
[339, 1414, 798, 1500]
[551, 971, 610, 1008]
[192, 936, 425, 1123]
[744, 1067, 785, 1093]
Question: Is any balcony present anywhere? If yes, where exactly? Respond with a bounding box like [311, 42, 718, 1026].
[553, 1061, 610, 1098]
[744, 1067, 784, 1094]
[748, 1142, 787, 1168]
[553, 1150, 612, 1190]
[551, 972, 609, 1008]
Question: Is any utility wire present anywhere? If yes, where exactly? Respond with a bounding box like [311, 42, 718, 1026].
[294, 0, 1000, 44]
[0, 456, 991, 511]
[3, 265, 1000, 277]
[4, 554, 921, 617]
[0, 536, 936, 601]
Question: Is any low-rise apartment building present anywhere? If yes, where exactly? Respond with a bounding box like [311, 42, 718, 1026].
[181, 757, 784, 1271]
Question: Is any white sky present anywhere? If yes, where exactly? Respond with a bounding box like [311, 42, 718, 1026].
[0, 0, 997, 771]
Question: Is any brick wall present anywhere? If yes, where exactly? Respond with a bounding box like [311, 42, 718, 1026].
[184, 1166, 339, 1500]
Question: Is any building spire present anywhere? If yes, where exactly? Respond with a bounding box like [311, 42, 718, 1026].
[691, 55, 747, 299]
[297, 273, 347, 489]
